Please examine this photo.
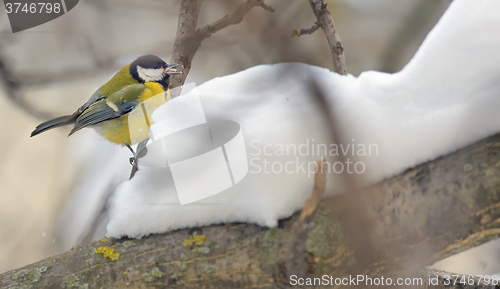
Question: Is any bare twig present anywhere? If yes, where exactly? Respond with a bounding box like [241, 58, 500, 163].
[308, 0, 347, 75]
[194, 0, 274, 42]
[258, 1, 274, 12]
[168, 0, 274, 91]
[290, 23, 320, 38]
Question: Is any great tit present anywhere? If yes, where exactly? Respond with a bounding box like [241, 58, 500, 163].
[31, 55, 179, 154]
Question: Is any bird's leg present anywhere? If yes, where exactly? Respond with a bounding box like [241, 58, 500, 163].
[126, 145, 137, 166]
[127, 139, 149, 179]
[136, 139, 149, 159]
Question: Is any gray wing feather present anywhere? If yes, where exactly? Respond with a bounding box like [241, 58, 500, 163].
[69, 101, 120, 135]
[69, 85, 144, 135]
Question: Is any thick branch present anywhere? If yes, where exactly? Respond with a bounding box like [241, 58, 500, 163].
[308, 0, 347, 75]
[168, 0, 203, 91]
[2, 132, 500, 288]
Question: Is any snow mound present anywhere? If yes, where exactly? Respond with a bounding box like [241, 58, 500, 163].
[105, 0, 500, 238]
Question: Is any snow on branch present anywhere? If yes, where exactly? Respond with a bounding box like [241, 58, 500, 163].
[2, 132, 500, 287]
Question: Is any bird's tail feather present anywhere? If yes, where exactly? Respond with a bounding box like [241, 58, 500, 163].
[30, 115, 75, 137]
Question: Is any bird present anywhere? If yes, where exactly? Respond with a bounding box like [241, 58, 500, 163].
[31, 54, 180, 163]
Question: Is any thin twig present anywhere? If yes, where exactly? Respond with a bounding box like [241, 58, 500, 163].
[168, 0, 274, 91]
[290, 23, 319, 38]
[194, 0, 274, 42]
[308, 0, 347, 75]
[259, 1, 274, 12]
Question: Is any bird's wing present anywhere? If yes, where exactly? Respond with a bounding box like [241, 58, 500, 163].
[69, 84, 145, 135]
[63, 88, 104, 122]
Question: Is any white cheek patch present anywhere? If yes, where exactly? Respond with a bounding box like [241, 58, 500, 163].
[137, 67, 164, 82]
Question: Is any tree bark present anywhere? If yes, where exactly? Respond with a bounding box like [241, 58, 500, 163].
[308, 0, 347, 75]
[168, 0, 274, 91]
[168, 0, 203, 91]
[1, 132, 499, 288]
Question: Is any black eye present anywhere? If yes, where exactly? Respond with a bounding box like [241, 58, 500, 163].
[153, 65, 159, 69]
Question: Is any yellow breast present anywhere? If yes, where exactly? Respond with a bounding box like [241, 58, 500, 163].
[96, 82, 170, 146]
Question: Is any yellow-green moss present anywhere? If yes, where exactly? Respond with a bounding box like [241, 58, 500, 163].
[265, 228, 284, 244]
[12, 266, 47, 284]
[196, 246, 210, 254]
[203, 265, 216, 274]
[170, 273, 180, 280]
[61, 274, 88, 289]
[305, 204, 342, 258]
[142, 267, 162, 283]
[110, 253, 120, 261]
[182, 233, 206, 247]
[142, 272, 153, 283]
[103, 248, 114, 258]
[95, 246, 120, 261]
[209, 242, 218, 251]
[151, 267, 162, 278]
[122, 241, 135, 248]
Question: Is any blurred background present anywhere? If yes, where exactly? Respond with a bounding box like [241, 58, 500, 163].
[3, 0, 497, 276]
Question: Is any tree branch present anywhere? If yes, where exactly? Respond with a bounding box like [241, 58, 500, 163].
[194, 0, 274, 43]
[1, 132, 500, 287]
[290, 23, 320, 38]
[308, 0, 347, 75]
[168, 0, 274, 91]
[131, 0, 274, 178]
[258, 2, 274, 13]
[168, 0, 204, 91]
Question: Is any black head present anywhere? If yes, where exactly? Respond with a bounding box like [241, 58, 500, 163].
[130, 55, 179, 88]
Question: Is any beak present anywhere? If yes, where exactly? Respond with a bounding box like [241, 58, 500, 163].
[164, 63, 181, 75]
